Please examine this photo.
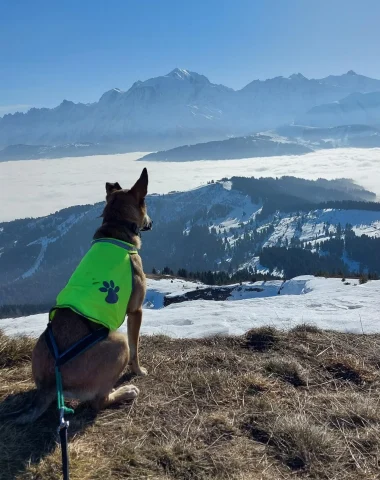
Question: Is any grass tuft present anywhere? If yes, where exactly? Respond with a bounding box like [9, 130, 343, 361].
[324, 355, 374, 385]
[270, 414, 336, 471]
[245, 326, 279, 351]
[0, 330, 34, 368]
[264, 357, 307, 387]
[290, 323, 321, 335]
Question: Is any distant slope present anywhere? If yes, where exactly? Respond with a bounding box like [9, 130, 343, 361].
[138, 125, 380, 162]
[0, 177, 379, 306]
[297, 92, 380, 128]
[0, 143, 133, 162]
[138, 134, 312, 162]
[275, 124, 380, 148]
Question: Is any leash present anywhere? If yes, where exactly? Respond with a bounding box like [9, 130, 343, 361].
[45, 321, 109, 480]
[56, 366, 74, 480]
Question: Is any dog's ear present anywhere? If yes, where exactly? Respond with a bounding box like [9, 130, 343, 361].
[130, 168, 148, 201]
[105, 182, 122, 195]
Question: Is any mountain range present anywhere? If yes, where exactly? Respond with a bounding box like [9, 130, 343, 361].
[1, 176, 379, 308]
[1, 69, 380, 153]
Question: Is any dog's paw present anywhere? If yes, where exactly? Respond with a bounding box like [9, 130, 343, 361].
[125, 385, 140, 399]
[131, 365, 148, 376]
[115, 385, 140, 401]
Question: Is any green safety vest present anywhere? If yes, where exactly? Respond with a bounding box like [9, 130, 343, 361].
[50, 238, 137, 331]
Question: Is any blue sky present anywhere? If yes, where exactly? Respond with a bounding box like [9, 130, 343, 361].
[1, 0, 380, 114]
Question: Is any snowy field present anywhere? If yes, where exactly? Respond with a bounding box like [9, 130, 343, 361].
[1, 148, 380, 222]
[1, 276, 379, 338]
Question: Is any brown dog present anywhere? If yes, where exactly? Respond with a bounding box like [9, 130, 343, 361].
[17, 168, 152, 423]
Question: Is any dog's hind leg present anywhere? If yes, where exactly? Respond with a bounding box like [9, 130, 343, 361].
[68, 331, 135, 411]
[91, 384, 139, 410]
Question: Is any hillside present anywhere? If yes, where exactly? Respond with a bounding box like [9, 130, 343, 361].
[1, 177, 379, 307]
[138, 127, 380, 162]
[2, 69, 380, 153]
[138, 134, 311, 162]
[1, 326, 380, 479]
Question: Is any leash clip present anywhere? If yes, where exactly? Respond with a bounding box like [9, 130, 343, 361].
[58, 408, 70, 434]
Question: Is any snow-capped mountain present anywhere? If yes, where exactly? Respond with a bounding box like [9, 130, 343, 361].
[0, 68, 236, 150]
[2, 69, 380, 151]
[297, 92, 380, 128]
[237, 73, 344, 129]
[318, 70, 380, 93]
[0, 177, 379, 308]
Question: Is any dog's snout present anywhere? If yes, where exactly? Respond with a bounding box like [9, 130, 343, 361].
[141, 216, 153, 232]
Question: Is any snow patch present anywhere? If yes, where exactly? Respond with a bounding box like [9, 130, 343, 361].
[2, 276, 377, 339]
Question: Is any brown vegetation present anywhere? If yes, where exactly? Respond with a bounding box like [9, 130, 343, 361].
[0, 326, 380, 479]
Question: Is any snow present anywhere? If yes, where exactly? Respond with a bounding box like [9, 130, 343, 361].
[19, 211, 90, 280]
[20, 237, 52, 279]
[1, 148, 380, 222]
[264, 209, 380, 248]
[1, 276, 379, 339]
[144, 277, 202, 309]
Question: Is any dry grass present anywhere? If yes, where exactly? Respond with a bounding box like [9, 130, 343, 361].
[264, 356, 307, 387]
[0, 330, 35, 368]
[1, 327, 380, 479]
[245, 326, 279, 351]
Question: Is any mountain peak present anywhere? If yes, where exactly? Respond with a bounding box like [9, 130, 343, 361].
[289, 73, 307, 81]
[165, 68, 210, 84]
[99, 88, 123, 103]
[56, 99, 75, 109]
[167, 68, 192, 79]
[346, 70, 357, 76]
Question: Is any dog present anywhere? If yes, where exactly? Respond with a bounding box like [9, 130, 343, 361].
[16, 168, 152, 423]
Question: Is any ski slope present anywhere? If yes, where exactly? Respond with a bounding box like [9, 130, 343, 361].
[1, 276, 379, 338]
[1, 147, 380, 221]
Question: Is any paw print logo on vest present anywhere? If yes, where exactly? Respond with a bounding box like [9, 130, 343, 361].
[99, 280, 120, 304]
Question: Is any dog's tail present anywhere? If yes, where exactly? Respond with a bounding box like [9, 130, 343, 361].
[0, 388, 56, 424]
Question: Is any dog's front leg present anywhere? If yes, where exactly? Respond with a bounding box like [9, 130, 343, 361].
[127, 309, 147, 376]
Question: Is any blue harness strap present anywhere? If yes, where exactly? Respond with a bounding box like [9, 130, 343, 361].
[45, 322, 109, 367]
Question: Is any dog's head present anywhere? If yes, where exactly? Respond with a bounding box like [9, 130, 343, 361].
[103, 168, 153, 234]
